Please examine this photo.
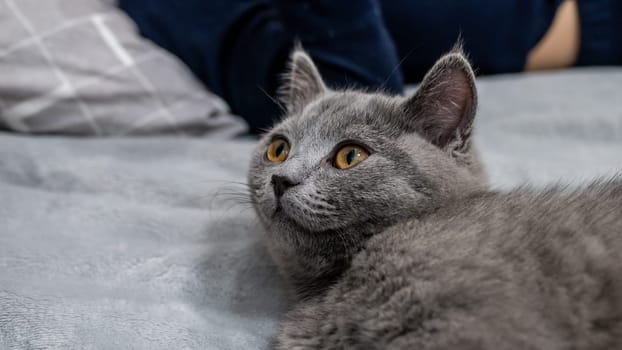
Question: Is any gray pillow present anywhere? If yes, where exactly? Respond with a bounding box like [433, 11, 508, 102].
[0, 0, 247, 136]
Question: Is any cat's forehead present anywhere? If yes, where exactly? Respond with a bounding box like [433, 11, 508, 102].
[279, 91, 401, 142]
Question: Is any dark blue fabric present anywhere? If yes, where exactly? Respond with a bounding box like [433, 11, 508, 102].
[119, 0, 621, 133]
[576, 0, 622, 66]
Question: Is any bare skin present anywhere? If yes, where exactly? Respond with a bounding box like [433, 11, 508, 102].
[526, 0, 580, 71]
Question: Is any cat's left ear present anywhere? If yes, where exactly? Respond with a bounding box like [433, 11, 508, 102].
[401, 48, 477, 153]
[279, 48, 327, 115]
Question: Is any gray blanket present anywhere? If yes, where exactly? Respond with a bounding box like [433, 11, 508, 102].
[1, 69, 622, 349]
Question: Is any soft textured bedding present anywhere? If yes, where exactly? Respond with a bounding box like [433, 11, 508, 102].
[1, 68, 622, 349]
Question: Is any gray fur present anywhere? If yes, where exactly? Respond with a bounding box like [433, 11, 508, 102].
[248, 49, 622, 349]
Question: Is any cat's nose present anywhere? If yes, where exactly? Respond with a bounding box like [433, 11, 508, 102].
[271, 175, 298, 199]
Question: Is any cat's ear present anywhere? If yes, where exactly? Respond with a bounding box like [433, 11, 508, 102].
[279, 48, 327, 115]
[401, 47, 477, 153]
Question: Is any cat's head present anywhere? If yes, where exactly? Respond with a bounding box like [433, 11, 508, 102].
[248, 48, 486, 298]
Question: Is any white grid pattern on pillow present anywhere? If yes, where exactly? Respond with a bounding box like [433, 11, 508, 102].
[0, 0, 247, 136]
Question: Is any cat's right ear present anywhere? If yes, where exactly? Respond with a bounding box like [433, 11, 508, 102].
[279, 48, 327, 115]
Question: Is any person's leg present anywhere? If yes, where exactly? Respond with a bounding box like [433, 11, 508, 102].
[119, 0, 403, 133]
[379, 0, 560, 82]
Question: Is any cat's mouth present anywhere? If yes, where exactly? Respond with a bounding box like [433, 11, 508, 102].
[271, 201, 297, 225]
[269, 196, 311, 230]
[270, 200, 339, 234]
[272, 202, 284, 217]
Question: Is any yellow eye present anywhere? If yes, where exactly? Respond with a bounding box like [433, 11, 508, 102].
[266, 138, 290, 163]
[334, 145, 369, 169]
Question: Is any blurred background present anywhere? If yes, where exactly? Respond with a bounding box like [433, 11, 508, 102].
[1, 0, 621, 135]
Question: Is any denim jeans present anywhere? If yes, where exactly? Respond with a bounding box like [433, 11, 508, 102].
[120, 0, 621, 132]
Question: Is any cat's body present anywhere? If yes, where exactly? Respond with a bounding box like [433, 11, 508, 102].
[278, 183, 622, 349]
[248, 48, 622, 349]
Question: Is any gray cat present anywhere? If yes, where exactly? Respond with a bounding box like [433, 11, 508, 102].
[247, 48, 622, 349]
